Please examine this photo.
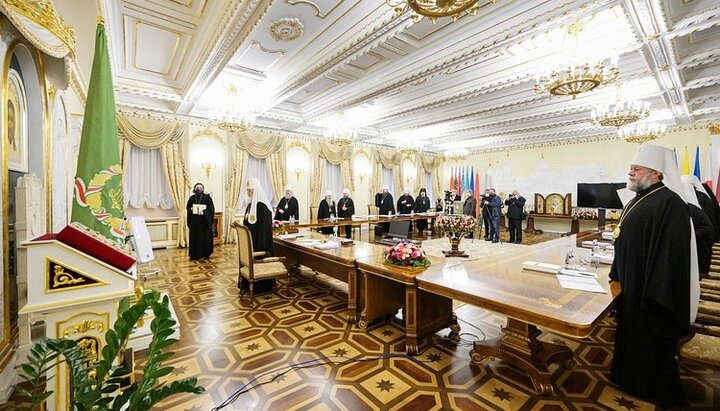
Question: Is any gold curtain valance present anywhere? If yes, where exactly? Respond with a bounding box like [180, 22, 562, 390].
[418, 154, 442, 172]
[315, 141, 353, 164]
[235, 130, 284, 157]
[117, 115, 186, 149]
[0, 0, 76, 59]
[374, 150, 401, 168]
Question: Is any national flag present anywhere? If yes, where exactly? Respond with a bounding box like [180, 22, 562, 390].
[694, 146, 701, 180]
[682, 146, 691, 175]
[456, 167, 461, 195]
[71, 22, 126, 243]
[469, 166, 474, 193]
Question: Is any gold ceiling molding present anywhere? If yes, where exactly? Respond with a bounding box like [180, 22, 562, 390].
[0, 0, 76, 58]
[284, 0, 344, 19]
[710, 124, 720, 135]
[269, 17, 304, 41]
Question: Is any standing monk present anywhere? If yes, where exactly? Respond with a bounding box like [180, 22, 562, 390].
[275, 185, 299, 222]
[609, 144, 699, 409]
[186, 183, 214, 260]
[415, 188, 431, 233]
[337, 188, 355, 238]
[378, 184, 395, 233]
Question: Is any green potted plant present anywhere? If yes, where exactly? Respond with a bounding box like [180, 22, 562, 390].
[13, 290, 204, 410]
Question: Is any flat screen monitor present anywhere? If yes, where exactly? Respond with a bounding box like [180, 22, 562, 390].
[577, 183, 626, 209]
[388, 221, 410, 239]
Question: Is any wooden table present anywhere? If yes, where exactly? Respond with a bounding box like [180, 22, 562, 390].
[356, 255, 461, 355]
[416, 235, 616, 395]
[273, 231, 387, 323]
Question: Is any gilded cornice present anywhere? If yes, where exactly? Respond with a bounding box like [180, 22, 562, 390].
[116, 84, 184, 102]
[1, 0, 76, 57]
[68, 60, 87, 104]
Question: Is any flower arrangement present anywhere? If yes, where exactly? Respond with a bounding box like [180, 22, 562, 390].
[384, 242, 431, 268]
[435, 214, 476, 236]
[272, 220, 284, 232]
[574, 208, 598, 220]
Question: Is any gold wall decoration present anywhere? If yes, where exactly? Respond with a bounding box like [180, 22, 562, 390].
[46, 257, 107, 292]
[710, 124, 720, 135]
[269, 17, 304, 41]
[192, 127, 224, 144]
[287, 140, 309, 152]
[1, 0, 77, 56]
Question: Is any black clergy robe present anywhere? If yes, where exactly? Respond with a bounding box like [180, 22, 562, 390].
[374, 192, 382, 208]
[318, 199, 336, 235]
[415, 195, 431, 232]
[695, 190, 719, 241]
[397, 194, 415, 215]
[378, 193, 395, 233]
[609, 182, 690, 408]
[274, 196, 299, 221]
[338, 197, 355, 238]
[701, 182, 720, 241]
[243, 202, 274, 253]
[186, 193, 214, 260]
[689, 203, 714, 277]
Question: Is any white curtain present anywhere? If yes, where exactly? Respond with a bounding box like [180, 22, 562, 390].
[237, 155, 276, 212]
[322, 163, 343, 201]
[124, 144, 174, 209]
[424, 171, 435, 202]
[382, 167, 395, 197]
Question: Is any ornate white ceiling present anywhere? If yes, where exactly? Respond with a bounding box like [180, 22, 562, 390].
[58, 0, 720, 152]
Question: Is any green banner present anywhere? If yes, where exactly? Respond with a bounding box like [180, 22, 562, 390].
[71, 22, 125, 243]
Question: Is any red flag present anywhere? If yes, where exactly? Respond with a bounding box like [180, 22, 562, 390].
[456, 167, 461, 195]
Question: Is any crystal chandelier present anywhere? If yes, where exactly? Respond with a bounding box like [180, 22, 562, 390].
[211, 110, 256, 133]
[534, 21, 619, 99]
[384, 0, 498, 22]
[618, 122, 667, 144]
[323, 111, 356, 146]
[210, 85, 256, 132]
[591, 85, 650, 127]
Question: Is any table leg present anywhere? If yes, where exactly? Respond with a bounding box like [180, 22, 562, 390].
[358, 272, 404, 329]
[469, 318, 574, 396]
[347, 268, 357, 323]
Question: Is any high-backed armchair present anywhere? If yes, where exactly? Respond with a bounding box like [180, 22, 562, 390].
[232, 222, 289, 307]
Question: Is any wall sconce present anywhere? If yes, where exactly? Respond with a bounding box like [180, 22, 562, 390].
[201, 161, 216, 178]
[359, 172, 367, 183]
[294, 167, 304, 182]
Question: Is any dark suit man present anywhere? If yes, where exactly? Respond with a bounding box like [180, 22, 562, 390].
[504, 189, 526, 244]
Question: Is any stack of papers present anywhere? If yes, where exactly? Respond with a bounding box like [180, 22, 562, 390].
[522, 261, 562, 274]
[558, 268, 597, 278]
[277, 233, 304, 240]
[556, 274, 607, 294]
[601, 231, 614, 240]
[314, 241, 340, 250]
[297, 239, 323, 246]
[592, 252, 614, 264]
[581, 241, 614, 250]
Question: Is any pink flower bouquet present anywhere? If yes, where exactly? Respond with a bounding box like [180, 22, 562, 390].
[384, 242, 431, 268]
[272, 220, 284, 232]
[435, 214, 476, 236]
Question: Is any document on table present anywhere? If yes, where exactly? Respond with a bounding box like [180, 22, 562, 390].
[278, 233, 304, 240]
[314, 241, 340, 250]
[556, 274, 607, 294]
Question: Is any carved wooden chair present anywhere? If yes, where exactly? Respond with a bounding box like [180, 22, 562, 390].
[232, 222, 289, 307]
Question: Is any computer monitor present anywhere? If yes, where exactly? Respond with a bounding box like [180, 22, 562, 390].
[388, 221, 410, 239]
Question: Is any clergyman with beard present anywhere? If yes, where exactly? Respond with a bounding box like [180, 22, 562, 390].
[609, 144, 699, 409]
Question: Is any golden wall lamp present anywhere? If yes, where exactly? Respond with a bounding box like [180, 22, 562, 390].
[201, 161, 216, 178]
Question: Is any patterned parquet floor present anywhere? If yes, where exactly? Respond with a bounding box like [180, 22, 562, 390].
[128, 238, 720, 411]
